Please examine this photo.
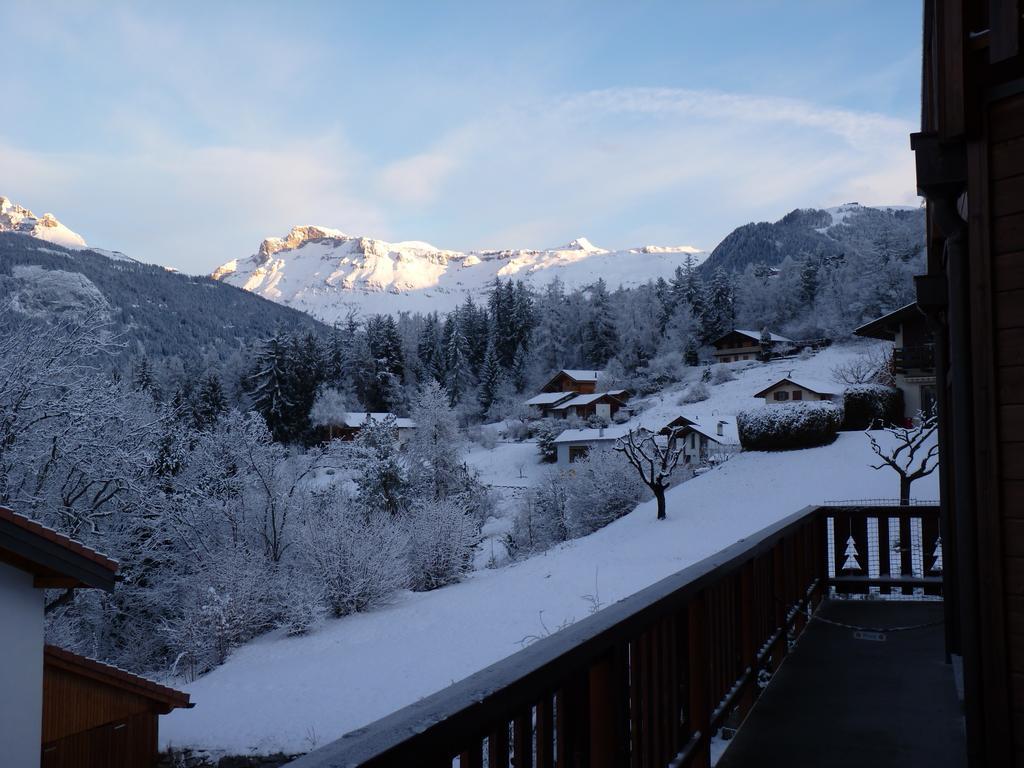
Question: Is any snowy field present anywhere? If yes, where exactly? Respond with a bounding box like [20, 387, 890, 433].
[162, 427, 937, 756]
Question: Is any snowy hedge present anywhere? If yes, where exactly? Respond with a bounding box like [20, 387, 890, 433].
[841, 384, 903, 430]
[736, 402, 843, 451]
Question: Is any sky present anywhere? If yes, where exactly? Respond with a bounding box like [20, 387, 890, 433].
[1, 1, 923, 273]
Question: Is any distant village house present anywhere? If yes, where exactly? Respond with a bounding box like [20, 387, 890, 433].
[711, 329, 793, 363]
[539, 369, 605, 394]
[753, 376, 839, 404]
[319, 412, 417, 446]
[553, 416, 737, 467]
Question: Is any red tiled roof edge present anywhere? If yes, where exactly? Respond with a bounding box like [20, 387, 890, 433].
[45, 645, 191, 709]
[0, 506, 118, 572]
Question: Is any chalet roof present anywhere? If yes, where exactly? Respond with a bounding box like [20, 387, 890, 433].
[44, 645, 192, 713]
[525, 392, 575, 407]
[559, 369, 605, 382]
[853, 302, 922, 341]
[340, 413, 416, 430]
[0, 506, 118, 590]
[712, 329, 794, 347]
[549, 391, 627, 411]
[552, 425, 631, 444]
[752, 377, 840, 398]
[684, 421, 741, 446]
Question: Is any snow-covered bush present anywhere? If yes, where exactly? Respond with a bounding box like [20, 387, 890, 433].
[634, 351, 689, 394]
[737, 402, 843, 451]
[405, 498, 479, 591]
[563, 449, 649, 537]
[479, 427, 498, 449]
[309, 386, 353, 427]
[842, 384, 903, 430]
[709, 364, 736, 385]
[302, 504, 410, 618]
[678, 381, 710, 404]
[507, 470, 570, 555]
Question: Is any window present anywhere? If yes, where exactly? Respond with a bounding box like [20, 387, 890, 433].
[792, 390, 803, 400]
[723, 356, 732, 363]
[569, 446, 590, 463]
[774, 390, 790, 401]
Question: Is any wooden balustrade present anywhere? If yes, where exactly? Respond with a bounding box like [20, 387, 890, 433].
[286, 504, 941, 768]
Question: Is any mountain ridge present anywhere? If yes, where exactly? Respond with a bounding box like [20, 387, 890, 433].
[211, 226, 706, 322]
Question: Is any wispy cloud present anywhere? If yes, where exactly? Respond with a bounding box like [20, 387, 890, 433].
[1, 86, 916, 271]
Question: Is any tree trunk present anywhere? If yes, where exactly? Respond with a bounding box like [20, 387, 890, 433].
[900, 476, 912, 505]
[654, 487, 667, 520]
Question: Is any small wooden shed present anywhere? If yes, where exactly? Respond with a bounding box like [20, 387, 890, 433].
[42, 645, 191, 768]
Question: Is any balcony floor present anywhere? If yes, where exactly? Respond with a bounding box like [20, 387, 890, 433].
[717, 600, 965, 768]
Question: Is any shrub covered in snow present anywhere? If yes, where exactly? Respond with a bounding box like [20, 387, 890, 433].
[302, 503, 410, 619]
[507, 450, 649, 557]
[563, 449, 649, 537]
[842, 384, 903, 430]
[406, 498, 480, 591]
[709, 364, 737, 385]
[677, 381, 710, 404]
[737, 402, 843, 451]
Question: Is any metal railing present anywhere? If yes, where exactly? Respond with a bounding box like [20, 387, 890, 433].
[286, 504, 941, 768]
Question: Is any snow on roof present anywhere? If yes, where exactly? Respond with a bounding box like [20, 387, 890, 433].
[552, 425, 632, 444]
[732, 329, 795, 344]
[549, 391, 626, 410]
[558, 369, 605, 382]
[685, 421, 741, 446]
[852, 302, 920, 341]
[525, 392, 575, 407]
[752, 377, 841, 398]
[341, 412, 416, 429]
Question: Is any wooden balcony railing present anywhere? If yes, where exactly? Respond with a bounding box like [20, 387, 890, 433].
[287, 504, 942, 768]
[894, 344, 936, 372]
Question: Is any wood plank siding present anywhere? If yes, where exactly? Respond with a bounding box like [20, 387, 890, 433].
[992, 92, 1024, 762]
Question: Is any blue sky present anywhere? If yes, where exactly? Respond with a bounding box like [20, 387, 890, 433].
[2, 1, 923, 272]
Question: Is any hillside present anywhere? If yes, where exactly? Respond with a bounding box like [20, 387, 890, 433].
[701, 203, 925, 275]
[161, 342, 937, 757]
[211, 227, 705, 322]
[0, 232, 328, 368]
[162, 430, 937, 757]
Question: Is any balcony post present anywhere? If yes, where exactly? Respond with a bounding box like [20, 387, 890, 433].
[687, 593, 710, 768]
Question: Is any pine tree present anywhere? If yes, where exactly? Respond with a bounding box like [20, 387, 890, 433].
[583, 278, 619, 366]
[445, 315, 473, 407]
[133, 357, 157, 396]
[478, 335, 501, 415]
[193, 373, 228, 430]
[247, 333, 294, 441]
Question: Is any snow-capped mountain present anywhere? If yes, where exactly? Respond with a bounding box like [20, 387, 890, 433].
[0, 196, 87, 249]
[212, 226, 705, 321]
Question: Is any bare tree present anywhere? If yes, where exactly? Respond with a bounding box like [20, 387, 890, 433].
[615, 428, 686, 520]
[832, 345, 896, 387]
[866, 409, 939, 504]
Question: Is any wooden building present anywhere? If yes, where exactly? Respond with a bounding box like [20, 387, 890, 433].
[752, 376, 839, 404]
[0, 506, 118, 768]
[538, 369, 605, 394]
[547, 390, 629, 421]
[854, 302, 938, 417]
[710, 330, 793, 363]
[911, 2, 1024, 764]
[42, 645, 190, 768]
[320, 412, 416, 446]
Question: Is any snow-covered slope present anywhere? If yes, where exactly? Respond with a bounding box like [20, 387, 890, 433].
[0, 196, 87, 249]
[211, 226, 705, 322]
[161, 426, 937, 756]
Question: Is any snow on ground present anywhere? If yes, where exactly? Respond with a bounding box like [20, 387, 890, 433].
[161, 424, 937, 756]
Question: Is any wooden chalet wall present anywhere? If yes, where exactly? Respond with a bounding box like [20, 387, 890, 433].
[917, 1, 1024, 764]
[40, 647, 189, 768]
